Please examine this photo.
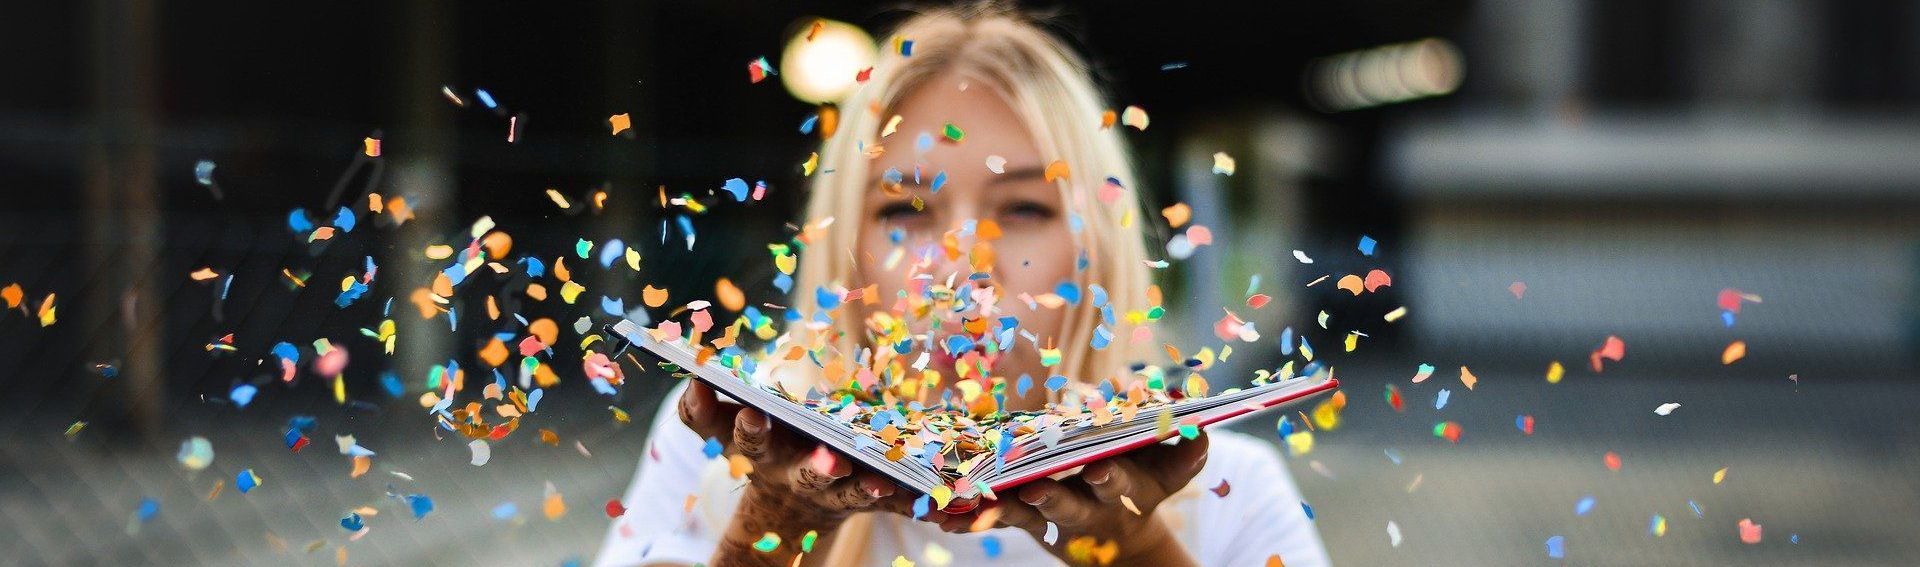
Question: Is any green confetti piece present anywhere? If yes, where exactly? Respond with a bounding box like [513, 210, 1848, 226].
[752, 532, 781, 552]
[576, 238, 593, 259]
[801, 529, 818, 552]
[943, 122, 964, 142]
[1178, 423, 1199, 440]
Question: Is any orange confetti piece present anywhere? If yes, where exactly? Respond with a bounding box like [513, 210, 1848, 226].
[715, 278, 745, 312]
[1161, 203, 1192, 228]
[543, 490, 567, 520]
[1459, 366, 1478, 390]
[189, 267, 221, 281]
[1590, 335, 1626, 372]
[36, 293, 55, 327]
[1336, 275, 1365, 295]
[363, 137, 381, 157]
[1043, 160, 1070, 182]
[642, 285, 669, 308]
[308, 226, 336, 242]
[609, 113, 632, 136]
[350, 456, 371, 478]
[478, 339, 509, 367]
[529, 318, 559, 347]
[2, 283, 22, 309]
[1721, 341, 1746, 365]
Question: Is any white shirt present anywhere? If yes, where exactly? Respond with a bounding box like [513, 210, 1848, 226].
[594, 381, 1330, 566]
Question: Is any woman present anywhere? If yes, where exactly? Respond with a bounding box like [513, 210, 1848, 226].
[598, 4, 1328, 566]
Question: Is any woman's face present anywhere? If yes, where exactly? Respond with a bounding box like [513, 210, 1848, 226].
[854, 75, 1075, 398]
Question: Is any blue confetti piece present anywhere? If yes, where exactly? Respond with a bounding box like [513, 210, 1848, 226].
[944, 335, 973, 356]
[1278, 416, 1295, 437]
[407, 494, 434, 519]
[912, 494, 930, 519]
[236, 469, 260, 493]
[340, 512, 365, 532]
[916, 132, 934, 153]
[1279, 327, 1295, 355]
[1358, 235, 1378, 256]
[527, 389, 544, 412]
[492, 502, 518, 520]
[193, 160, 216, 186]
[136, 497, 160, 523]
[1515, 415, 1529, 432]
[1160, 62, 1189, 71]
[284, 427, 304, 448]
[1054, 281, 1081, 305]
[882, 167, 903, 185]
[1045, 375, 1068, 391]
[601, 296, 625, 317]
[334, 206, 356, 233]
[722, 178, 750, 202]
[899, 39, 914, 56]
[335, 280, 369, 308]
[1301, 501, 1315, 520]
[229, 384, 258, 409]
[1791, 534, 1800, 544]
[800, 114, 818, 134]
[475, 88, 497, 109]
[676, 215, 696, 250]
[521, 257, 546, 278]
[600, 238, 625, 268]
[982, 535, 1002, 558]
[772, 272, 792, 294]
[381, 372, 404, 398]
[1546, 535, 1565, 559]
[1575, 496, 1595, 516]
[932, 171, 948, 193]
[288, 415, 317, 433]
[1721, 310, 1736, 328]
[1435, 388, 1451, 410]
[1384, 448, 1403, 465]
[1016, 374, 1033, 398]
[702, 437, 723, 459]
[815, 286, 841, 310]
[1688, 500, 1703, 518]
[287, 209, 313, 234]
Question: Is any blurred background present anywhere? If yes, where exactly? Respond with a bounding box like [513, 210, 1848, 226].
[2, 0, 1917, 565]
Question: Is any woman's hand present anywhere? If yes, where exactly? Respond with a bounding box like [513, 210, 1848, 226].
[676, 381, 922, 565]
[938, 432, 1212, 567]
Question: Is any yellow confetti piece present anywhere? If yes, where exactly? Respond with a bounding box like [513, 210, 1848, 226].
[625, 248, 641, 271]
[1384, 306, 1408, 322]
[1713, 467, 1728, 484]
[801, 152, 819, 176]
[1212, 151, 1236, 175]
[545, 188, 572, 209]
[608, 113, 631, 136]
[881, 114, 903, 137]
[931, 485, 953, 510]
[1344, 332, 1359, 352]
[1722, 341, 1747, 365]
[609, 406, 630, 423]
[1120, 494, 1142, 515]
[559, 281, 586, 304]
[37, 293, 56, 327]
[363, 137, 381, 157]
[892, 556, 915, 567]
[1120, 105, 1149, 130]
[1285, 431, 1314, 456]
[727, 453, 754, 479]
[1546, 361, 1564, 384]
[332, 374, 346, 404]
[64, 421, 86, 439]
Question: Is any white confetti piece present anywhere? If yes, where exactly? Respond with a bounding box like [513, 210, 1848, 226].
[1292, 250, 1313, 263]
[985, 155, 1007, 174]
[1387, 521, 1402, 547]
[1043, 521, 1059, 545]
[468, 439, 491, 466]
[1655, 402, 1681, 416]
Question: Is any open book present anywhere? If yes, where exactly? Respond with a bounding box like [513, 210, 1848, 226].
[609, 319, 1339, 498]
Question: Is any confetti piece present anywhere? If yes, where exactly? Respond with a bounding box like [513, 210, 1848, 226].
[468, 439, 491, 466]
[543, 488, 566, 520]
[37, 293, 56, 326]
[608, 113, 631, 136]
[1545, 535, 1565, 559]
[1546, 361, 1565, 384]
[1120, 495, 1142, 515]
[64, 421, 86, 439]
[1266, 555, 1284, 567]
[1386, 521, 1401, 547]
[1714, 467, 1728, 484]
[1604, 451, 1622, 471]
[943, 122, 964, 142]
[1509, 281, 1528, 299]
[1649, 514, 1667, 537]
[1412, 364, 1434, 383]
[1043, 522, 1059, 545]
[747, 57, 776, 83]
[136, 497, 160, 523]
[1211, 479, 1232, 497]
[1161, 203, 1192, 228]
[1591, 335, 1626, 371]
[1300, 501, 1315, 520]
[236, 469, 261, 493]
[177, 437, 214, 471]
[1358, 235, 1378, 256]
[1044, 160, 1070, 182]
[1575, 496, 1595, 516]
[985, 155, 1006, 174]
[0, 283, 20, 308]
[363, 137, 381, 157]
[1291, 250, 1313, 264]
[1654, 402, 1680, 416]
[642, 285, 668, 308]
[716, 278, 745, 311]
[702, 437, 723, 459]
[407, 494, 434, 519]
[190, 267, 221, 281]
[1722, 341, 1747, 365]
[1120, 105, 1149, 130]
[1459, 366, 1478, 390]
[1211, 152, 1235, 175]
[1738, 518, 1763, 544]
[1516, 414, 1534, 435]
[1434, 389, 1450, 410]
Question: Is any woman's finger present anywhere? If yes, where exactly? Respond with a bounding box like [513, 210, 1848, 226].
[789, 445, 851, 492]
[676, 380, 714, 431]
[1082, 459, 1137, 505]
[991, 500, 1051, 542]
[1133, 430, 1210, 494]
[731, 408, 782, 464]
[820, 473, 890, 511]
[1017, 479, 1096, 528]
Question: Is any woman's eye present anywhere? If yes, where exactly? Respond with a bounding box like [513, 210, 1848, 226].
[1000, 201, 1057, 222]
[875, 202, 924, 222]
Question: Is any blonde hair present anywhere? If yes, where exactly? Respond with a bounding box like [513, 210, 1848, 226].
[781, 3, 1159, 564]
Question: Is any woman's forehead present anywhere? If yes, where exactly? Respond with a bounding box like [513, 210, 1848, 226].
[867, 79, 1047, 188]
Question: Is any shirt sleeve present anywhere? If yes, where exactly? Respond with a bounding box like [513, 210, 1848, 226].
[593, 382, 719, 567]
[1200, 434, 1331, 567]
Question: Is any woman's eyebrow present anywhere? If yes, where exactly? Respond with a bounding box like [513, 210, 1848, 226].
[987, 166, 1046, 184]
